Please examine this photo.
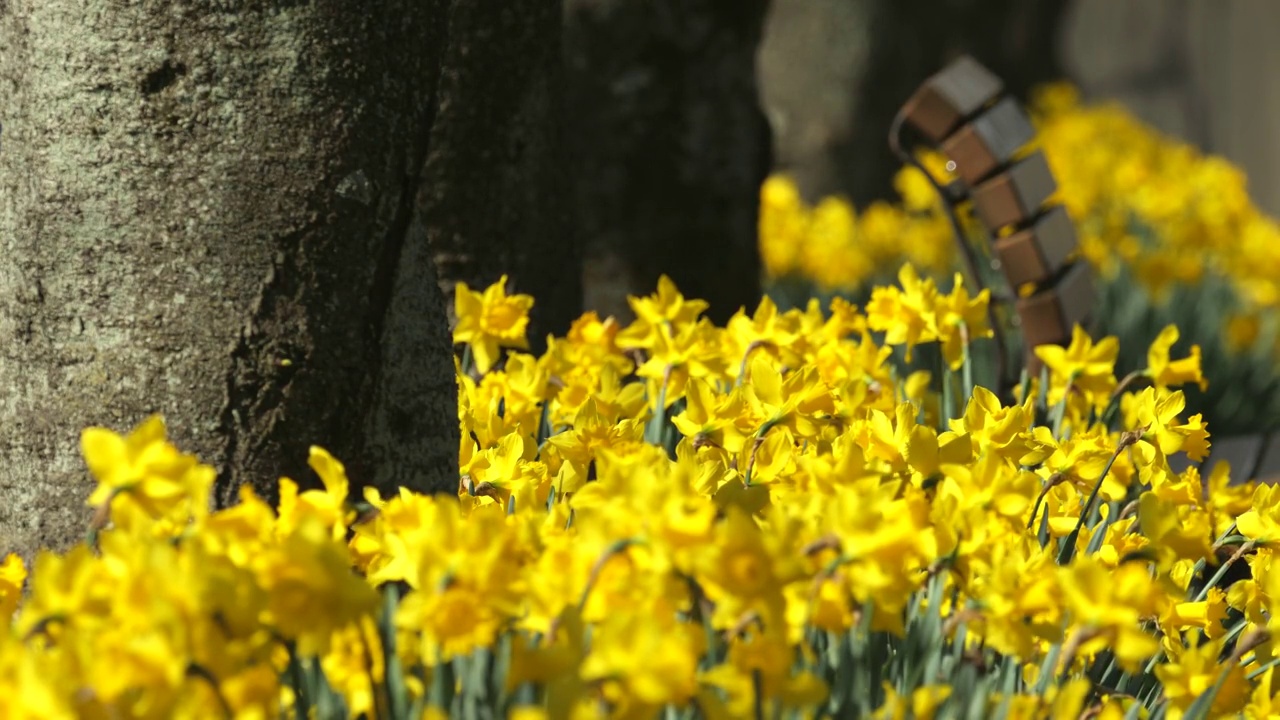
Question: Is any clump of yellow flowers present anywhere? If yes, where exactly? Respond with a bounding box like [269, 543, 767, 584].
[758, 155, 956, 296]
[4, 274, 1280, 719]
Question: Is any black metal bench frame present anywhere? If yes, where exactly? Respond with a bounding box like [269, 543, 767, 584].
[891, 55, 1280, 486]
[890, 55, 1093, 400]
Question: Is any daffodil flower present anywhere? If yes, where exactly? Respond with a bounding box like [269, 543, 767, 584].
[453, 274, 535, 374]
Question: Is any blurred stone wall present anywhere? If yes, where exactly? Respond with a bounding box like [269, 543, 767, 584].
[1063, 0, 1280, 215]
[757, 0, 1067, 206]
[753, 0, 1280, 215]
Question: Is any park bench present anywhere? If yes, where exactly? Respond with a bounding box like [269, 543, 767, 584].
[892, 54, 1279, 486]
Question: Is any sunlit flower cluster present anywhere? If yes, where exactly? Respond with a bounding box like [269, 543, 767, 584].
[757, 161, 956, 293]
[1, 275, 1277, 719]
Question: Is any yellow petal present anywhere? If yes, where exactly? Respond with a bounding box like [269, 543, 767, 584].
[308, 446, 350, 500]
[80, 428, 128, 485]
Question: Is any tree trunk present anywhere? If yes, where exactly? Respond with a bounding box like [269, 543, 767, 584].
[758, 0, 1070, 205]
[567, 0, 771, 325]
[423, 1, 580, 351]
[0, 0, 555, 557]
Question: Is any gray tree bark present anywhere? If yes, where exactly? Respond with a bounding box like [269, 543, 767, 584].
[0, 0, 565, 557]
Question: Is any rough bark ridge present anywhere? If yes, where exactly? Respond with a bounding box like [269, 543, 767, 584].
[758, 0, 1070, 205]
[422, 1, 579, 351]
[0, 0, 461, 557]
[567, 0, 771, 325]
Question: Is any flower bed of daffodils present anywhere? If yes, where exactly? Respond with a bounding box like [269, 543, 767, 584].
[4, 271, 1280, 720]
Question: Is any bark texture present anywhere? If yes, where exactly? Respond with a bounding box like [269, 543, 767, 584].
[758, 0, 1070, 205]
[424, 2, 579, 351]
[567, 0, 771, 325]
[0, 0, 477, 557]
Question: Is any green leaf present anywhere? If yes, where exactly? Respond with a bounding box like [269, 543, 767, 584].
[379, 584, 411, 720]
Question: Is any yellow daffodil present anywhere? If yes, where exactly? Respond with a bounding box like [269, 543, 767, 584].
[743, 354, 834, 439]
[12, 266, 1280, 719]
[1060, 558, 1162, 672]
[1146, 324, 1208, 391]
[1247, 664, 1280, 719]
[1237, 484, 1280, 549]
[633, 318, 728, 407]
[81, 414, 215, 531]
[1034, 324, 1119, 411]
[670, 377, 751, 453]
[258, 516, 379, 657]
[1156, 634, 1248, 719]
[866, 264, 940, 362]
[933, 272, 993, 370]
[1122, 386, 1211, 461]
[616, 274, 709, 354]
[276, 445, 356, 542]
[971, 542, 1065, 659]
[1139, 491, 1215, 568]
[580, 603, 705, 711]
[464, 432, 549, 513]
[453, 274, 535, 374]
[0, 554, 25, 624]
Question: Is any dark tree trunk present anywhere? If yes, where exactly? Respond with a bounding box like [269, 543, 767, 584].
[423, 1, 581, 351]
[568, 0, 772, 325]
[0, 0, 563, 557]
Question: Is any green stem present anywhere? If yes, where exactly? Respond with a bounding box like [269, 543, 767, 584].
[379, 584, 411, 720]
[1193, 539, 1254, 603]
[287, 642, 311, 720]
[1057, 436, 1131, 566]
[1248, 656, 1280, 681]
[942, 362, 956, 427]
[744, 419, 780, 487]
[1050, 375, 1076, 440]
[578, 539, 641, 612]
[460, 344, 474, 377]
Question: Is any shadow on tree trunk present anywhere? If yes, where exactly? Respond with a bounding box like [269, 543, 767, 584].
[568, 0, 772, 325]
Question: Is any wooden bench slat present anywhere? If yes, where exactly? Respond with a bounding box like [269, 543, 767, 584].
[901, 55, 1004, 143]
